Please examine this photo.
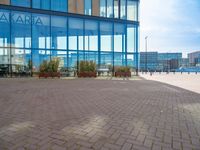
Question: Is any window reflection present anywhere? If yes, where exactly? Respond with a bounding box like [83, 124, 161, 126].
[100, 0, 106, 17]
[120, 0, 126, 19]
[51, 0, 67, 12]
[107, 0, 113, 18]
[11, 0, 31, 7]
[84, 0, 92, 15]
[32, 0, 50, 10]
[127, 0, 138, 21]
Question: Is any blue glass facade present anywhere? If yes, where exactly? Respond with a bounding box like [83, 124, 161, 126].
[0, 0, 139, 76]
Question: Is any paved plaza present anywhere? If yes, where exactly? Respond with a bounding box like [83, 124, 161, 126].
[0, 78, 200, 150]
[140, 72, 200, 94]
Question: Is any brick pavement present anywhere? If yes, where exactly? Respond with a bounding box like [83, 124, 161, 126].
[0, 78, 200, 150]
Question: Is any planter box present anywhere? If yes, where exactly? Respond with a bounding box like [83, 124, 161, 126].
[39, 72, 60, 78]
[78, 72, 97, 78]
[115, 72, 131, 77]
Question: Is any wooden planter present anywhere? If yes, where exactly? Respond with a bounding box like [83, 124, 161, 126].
[78, 72, 97, 78]
[115, 72, 131, 77]
[39, 72, 61, 78]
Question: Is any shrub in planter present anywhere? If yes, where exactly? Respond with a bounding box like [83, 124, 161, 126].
[78, 61, 97, 77]
[39, 59, 60, 78]
[115, 66, 131, 77]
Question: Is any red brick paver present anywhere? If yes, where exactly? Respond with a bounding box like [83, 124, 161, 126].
[0, 78, 200, 150]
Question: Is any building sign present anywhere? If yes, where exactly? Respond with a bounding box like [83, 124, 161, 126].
[0, 11, 47, 26]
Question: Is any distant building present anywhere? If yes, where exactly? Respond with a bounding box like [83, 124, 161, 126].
[140, 52, 158, 71]
[140, 52, 182, 71]
[188, 51, 200, 66]
[158, 53, 182, 71]
[180, 58, 189, 68]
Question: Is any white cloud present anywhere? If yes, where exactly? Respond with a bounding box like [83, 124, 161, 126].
[140, 0, 200, 56]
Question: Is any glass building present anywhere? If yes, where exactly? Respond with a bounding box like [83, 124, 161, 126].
[140, 52, 158, 71]
[140, 52, 182, 72]
[0, 0, 139, 76]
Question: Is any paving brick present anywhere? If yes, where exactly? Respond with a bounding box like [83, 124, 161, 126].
[121, 142, 132, 150]
[51, 145, 66, 150]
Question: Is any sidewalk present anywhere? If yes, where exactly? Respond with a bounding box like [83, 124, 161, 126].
[140, 72, 200, 94]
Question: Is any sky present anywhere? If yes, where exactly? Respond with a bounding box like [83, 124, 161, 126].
[140, 0, 200, 57]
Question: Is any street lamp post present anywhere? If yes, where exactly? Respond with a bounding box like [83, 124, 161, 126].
[145, 36, 148, 73]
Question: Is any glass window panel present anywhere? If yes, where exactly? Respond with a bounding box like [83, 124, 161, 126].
[114, 53, 125, 66]
[85, 20, 98, 51]
[69, 51, 77, 67]
[127, 0, 138, 21]
[84, 0, 91, 15]
[107, 0, 113, 18]
[100, 22, 113, 52]
[120, 0, 126, 19]
[69, 36, 77, 50]
[32, 50, 50, 72]
[25, 38, 31, 48]
[68, 18, 83, 51]
[32, 13, 50, 49]
[15, 38, 23, 47]
[51, 16, 67, 50]
[114, 23, 125, 52]
[51, 50, 67, 68]
[127, 54, 135, 68]
[79, 51, 84, 61]
[127, 24, 136, 53]
[68, 0, 76, 13]
[85, 52, 98, 64]
[11, 0, 31, 7]
[79, 36, 83, 51]
[114, 0, 119, 18]
[51, 0, 67, 12]
[92, 0, 99, 16]
[0, 0, 10, 5]
[77, 0, 84, 14]
[101, 52, 112, 66]
[32, 0, 50, 10]
[11, 48, 32, 73]
[11, 11, 31, 48]
[0, 48, 9, 67]
[0, 9, 10, 47]
[100, 0, 106, 17]
[0, 39, 3, 47]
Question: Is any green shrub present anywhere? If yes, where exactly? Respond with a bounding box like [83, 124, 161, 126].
[79, 61, 96, 72]
[48, 58, 60, 72]
[115, 66, 131, 72]
[39, 60, 48, 73]
[39, 59, 60, 73]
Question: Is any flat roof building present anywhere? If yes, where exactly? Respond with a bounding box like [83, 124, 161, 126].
[140, 52, 182, 72]
[188, 51, 200, 66]
[0, 0, 139, 76]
